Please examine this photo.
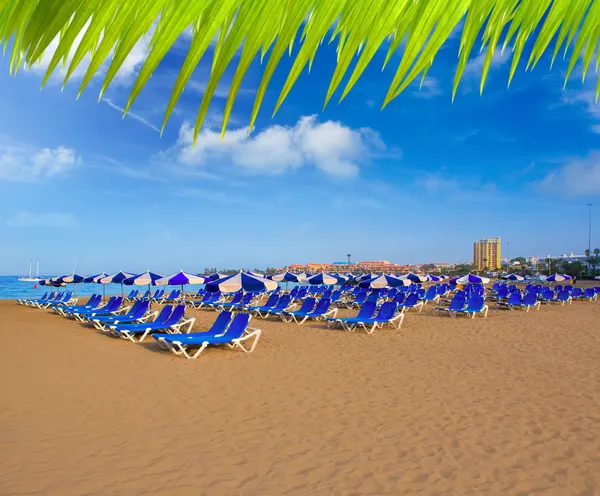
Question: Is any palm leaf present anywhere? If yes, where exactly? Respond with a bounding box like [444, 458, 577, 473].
[0, 0, 598, 143]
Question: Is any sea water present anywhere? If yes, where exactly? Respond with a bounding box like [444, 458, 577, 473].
[0, 276, 208, 300]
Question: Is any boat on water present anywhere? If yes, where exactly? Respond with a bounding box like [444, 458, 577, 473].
[19, 259, 42, 282]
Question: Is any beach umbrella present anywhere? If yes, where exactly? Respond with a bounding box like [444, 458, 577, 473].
[546, 273, 571, 282]
[204, 272, 228, 282]
[246, 270, 264, 277]
[123, 271, 164, 307]
[401, 273, 428, 283]
[454, 273, 491, 285]
[155, 271, 206, 300]
[294, 272, 311, 282]
[83, 273, 108, 300]
[58, 273, 85, 296]
[359, 274, 412, 289]
[428, 274, 444, 282]
[272, 271, 301, 291]
[206, 272, 278, 309]
[302, 272, 338, 285]
[331, 273, 349, 284]
[100, 271, 135, 298]
[502, 273, 524, 281]
[358, 273, 379, 282]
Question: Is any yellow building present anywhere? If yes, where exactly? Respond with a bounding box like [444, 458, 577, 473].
[473, 238, 501, 270]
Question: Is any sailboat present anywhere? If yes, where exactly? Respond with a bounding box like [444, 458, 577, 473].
[19, 259, 42, 282]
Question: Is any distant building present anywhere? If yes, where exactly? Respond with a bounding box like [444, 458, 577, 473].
[473, 238, 501, 270]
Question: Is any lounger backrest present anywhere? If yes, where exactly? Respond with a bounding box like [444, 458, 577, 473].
[366, 292, 380, 303]
[289, 287, 299, 297]
[322, 290, 332, 299]
[134, 300, 150, 317]
[225, 313, 251, 340]
[542, 290, 554, 300]
[312, 298, 331, 315]
[128, 300, 141, 315]
[424, 287, 436, 300]
[572, 288, 582, 297]
[163, 305, 185, 326]
[356, 302, 377, 319]
[297, 297, 316, 313]
[154, 305, 173, 324]
[522, 293, 537, 306]
[449, 297, 466, 311]
[466, 296, 485, 312]
[241, 293, 253, 305]
[375, 302, 398, 321]
[354, 292, 367, 304]
[274, 295, 292, 310]
[507, 293, 522, 306]
[404, 293, 419, 306]
[557, 290, 570, 301]
[584, 288, 595, 298]
[263, 294, 279, 308]
[330, 290, 342, 302]
[210, 311, 233, 334]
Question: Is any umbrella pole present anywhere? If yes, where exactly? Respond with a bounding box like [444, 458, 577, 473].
[181, 284, 184, 302]
[148, 284, 152, 308]
[103, 284, 106, 302]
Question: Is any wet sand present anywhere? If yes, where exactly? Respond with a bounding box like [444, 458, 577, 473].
[1, 295, 599, 495]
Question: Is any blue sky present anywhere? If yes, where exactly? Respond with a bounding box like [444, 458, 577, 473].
[0, 29, 599, 275]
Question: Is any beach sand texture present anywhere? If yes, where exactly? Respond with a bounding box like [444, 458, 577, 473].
[1, 297, 600, 495]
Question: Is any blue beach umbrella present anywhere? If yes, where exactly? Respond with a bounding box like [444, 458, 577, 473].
[100, 271, 135, 298]
[428, 274, 443, 282]
[124, 271, 164, 306]
[272, 271, 301, 291]
[83, 272, 108, 300]
[58, 273, 85, 296]
[302, 272, 338, 285]
[358, 273, 379, 282]
[546, 273, 571, 283]
[402, 273, 428, 283]
[206, 272, 278, 309]
[454, 273, 491, 285]
[360, 274, 412, 289]
[502, 273, 525, 281]
[155, 271, 206, 299]
[204, 272, 228, 282]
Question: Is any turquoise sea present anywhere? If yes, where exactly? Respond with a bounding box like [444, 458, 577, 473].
[0, 276, 208, 300]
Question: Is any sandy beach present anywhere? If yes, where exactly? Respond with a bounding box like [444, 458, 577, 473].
[1, 295, 600, 495]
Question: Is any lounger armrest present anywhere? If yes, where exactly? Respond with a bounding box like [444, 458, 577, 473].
[140, 310, 158, 322]
[115, 305, 131, 315]
[171, 317, 196, 334]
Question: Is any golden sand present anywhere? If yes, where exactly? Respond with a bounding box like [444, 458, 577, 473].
[1, 295, 599, 495]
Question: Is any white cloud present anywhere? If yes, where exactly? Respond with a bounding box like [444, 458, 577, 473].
[538, 151, 600, 196]
[0, 144, 79, 182]
[171, 115, 387, 178]
[187, 80, 255, 99]
[101, 98, 160, 133]
[26, 21, 153, 86]
[460, 48, 511, 94]
[6, 211, 80, 229]
[592, 124, 600, 134]
[413, 77, 442, 99]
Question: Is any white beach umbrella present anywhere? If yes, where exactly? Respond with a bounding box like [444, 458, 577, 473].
[155, 271, 206, 299]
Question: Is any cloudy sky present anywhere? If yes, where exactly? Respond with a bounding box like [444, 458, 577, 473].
[0, 27, 598, 275]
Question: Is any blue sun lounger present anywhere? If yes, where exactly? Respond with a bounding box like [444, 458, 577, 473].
[154, 313, 262, 359]
[579, 288, 598, 301]
[279, 297, 316, 324]
[18, 291, 50, 306]
[91, 300, 152, 332]
[191, 291, 223, 309]
[72, 297, 124, 322]
[55, 294, 102, 316]
[246, 294, 279, 318]
[454, 296, 489, 318]
[397, 293, 424, 313]
[519, 293, 541, 311]
[556, 290, 572, 305]
[110, 305, 194, 342]
[433, 295, 466, 316]
[326, 302, 377, 331]
[124, 289, 139, 301]
[37, 292, 74, 309]
[495, 292, 522, 310]
[281, 298, 337, 325]
[261, 295, 295, 318]
[153, 311, 233, 352]
[346, 302, 403, 334]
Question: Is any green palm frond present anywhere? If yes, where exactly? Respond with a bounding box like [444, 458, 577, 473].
[0, 0, 598, 143]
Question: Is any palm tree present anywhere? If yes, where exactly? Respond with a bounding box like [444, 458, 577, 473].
[586, 248, 600, 276]
[1, 1, 597, 143]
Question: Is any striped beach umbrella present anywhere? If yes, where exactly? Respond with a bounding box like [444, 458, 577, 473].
[302, 272, 338, 285]
[454, 273, 491, 285]
[206, 272, 278, 309]
[272, 271, 301, 291]
[401, 273, 428, 283]
[83, 272, 109, 299]
[359, 274, 412, 289]
[99, 271, 135, 298]
[546, 273, 571, 282]
[155, 271, 206, 300]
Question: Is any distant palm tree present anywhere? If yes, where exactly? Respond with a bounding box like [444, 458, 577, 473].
[1, 1, 597, 142]
[586, 248, 600, 276]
